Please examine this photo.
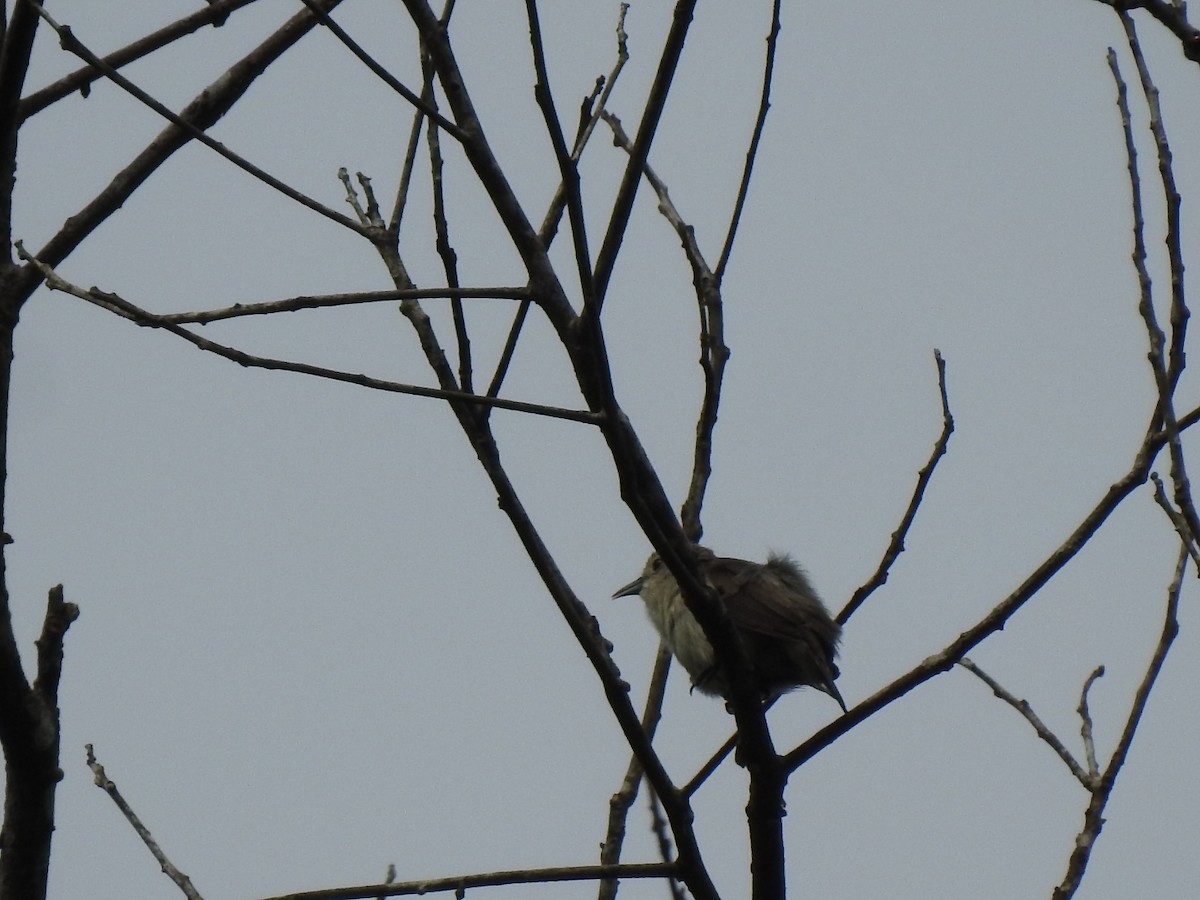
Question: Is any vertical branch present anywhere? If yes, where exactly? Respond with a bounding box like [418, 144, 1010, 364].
[1052, 546, 1184, 899]
[1113, 19, 1200, 545]
[0, 585, 79, 900]
[591, 0, 700, 311]
[714, 0, 782, 284]
[425, 77, 473, 393]
[524, 0, 595, 307]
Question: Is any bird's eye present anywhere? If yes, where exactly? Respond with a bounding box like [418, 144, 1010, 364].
[650, 556, 665, 572]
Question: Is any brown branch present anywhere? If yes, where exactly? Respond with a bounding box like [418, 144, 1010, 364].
[86, 745, 205, 900]
[600, 111, 725, 543]
[714, 0, 781, 283]
[1052, 546, 1184, 899]
[591, 0, 701, 312]
[17, 0, 260, 119]
[256, 862, 678, 900]
[294, 0, 462, 138]
[525, 0, 595, 306]
[839, 349, 953, 624]
[424, 88, 472, 392]
[958, 658, 1091, 787]
[1077, 666, 1105, 780]
[1095, 1, 1200, 62]
[486, 4, 629, 405]
[15, 246, 596, 424]
[25, 0, 371, 254]
[0, 584, 78, 900]
[0, 0, 43, 262]
[597, 643, 672, 900]
[155, 286, 531, 325]
[1115, 14, 1200, 550]
[784, 426, 1161, 772]
[1150, 472, 1200, 568]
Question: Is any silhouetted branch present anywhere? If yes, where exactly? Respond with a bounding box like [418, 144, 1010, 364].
[26, 1, 370, 244]
[839, 349, 953, 625]
[715, 0, 782, 283]
[295, 0, 462, 136]
[1052, 545, 1184, 899]
[0, 584, 79, 900]
[592, 0, 701, 311]
[1094, 0, 1200, 62]
[15, 246, 595, 424]
[256, 862, 677, 900]
[86, 746, 205, 900]
[17, 0, 260, 119]
[958, 658, 1091, 786]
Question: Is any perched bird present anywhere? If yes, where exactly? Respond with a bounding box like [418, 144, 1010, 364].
[613, 547, 846, 712]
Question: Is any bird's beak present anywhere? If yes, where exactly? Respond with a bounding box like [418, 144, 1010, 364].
[612, 576, 644, 599]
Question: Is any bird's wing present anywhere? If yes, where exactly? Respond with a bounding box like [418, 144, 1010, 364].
[704, 555, 839, 651]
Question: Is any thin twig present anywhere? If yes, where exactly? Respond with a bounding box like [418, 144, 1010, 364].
[714, 0, 781, 283]
[1052, 546, 1184, 899]
[15, 246, 597, 424]
[958, 658, 1090, 786]
[598, 643, 673, 900]
[1077, 666, 1105, 780]
[524, 0, 595, 307]
[600, 110, 725, 542]
[295, 0, 463, 137]
[1091, 0, 1200, 62]
[256, 862, 678, 900]
[86, 745, 205, 900]
[18, 0, 259, 119]
[150, 286, 530, 325]
[592, 0, 701, 311]
[424, 86, 472, 392]
[1150, 472, 1200, 568]
[839, 349, 953, 624]
[26, 1, 371, 238]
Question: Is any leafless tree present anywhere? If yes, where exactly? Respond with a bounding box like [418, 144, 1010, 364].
[0, 2, 1196, 899]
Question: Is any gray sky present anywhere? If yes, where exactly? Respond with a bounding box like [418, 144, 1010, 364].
[8, 1, 1199, 897]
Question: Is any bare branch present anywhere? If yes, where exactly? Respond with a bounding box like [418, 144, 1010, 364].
[714, 0, 781, 283]
[592, 0, 701, 312]
[525, 0, 595, 307]
[958, 658, 1091, 787]
[784, 425, 1161, 772]
[156, 287, 531, 326]
[1077, 666, 1105, 780]
[1150, 472, 1200, 568]
[15, 246, 596, 424]
[424, 90, 472, 392]
[17, 0, 260, 119]
[1093, 0, 1200, 63]
[26, 1, 372, 243]
[255, 862, 677, 900]
[295, 0, 463, 138]
[597, 643, 672, 900]
[86, 746, 205, 900]
[1052, 546, 1185, 899]
[0, 583, 78, 899]
[839, 349, 953, 625]
[600, 111, 726, 542]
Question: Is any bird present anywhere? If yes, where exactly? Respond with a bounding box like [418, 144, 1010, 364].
[613, 546, 846, 712]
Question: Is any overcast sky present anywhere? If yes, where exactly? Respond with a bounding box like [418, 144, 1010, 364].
[7, 1, 1200, 898]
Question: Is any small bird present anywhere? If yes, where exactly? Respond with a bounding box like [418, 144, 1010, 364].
[614, 547, 846, 712]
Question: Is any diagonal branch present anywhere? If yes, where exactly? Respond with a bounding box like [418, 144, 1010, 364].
[958, 658, 1091, 786]
[839, 349, 953, 625]
[24, 0, 370, 272]
[714, 0, 781, 284]
[592, 0, 700, 312]
[17, 0, 261, 119]
[16, 247, 596, 424]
